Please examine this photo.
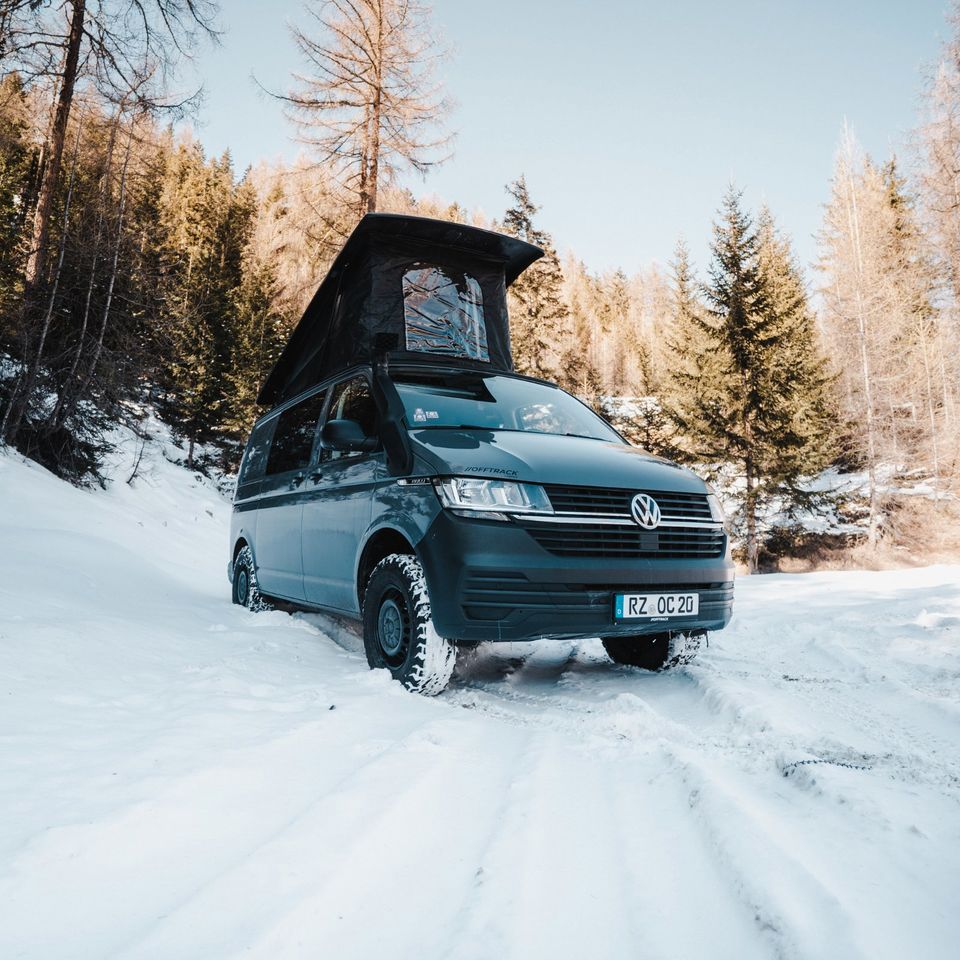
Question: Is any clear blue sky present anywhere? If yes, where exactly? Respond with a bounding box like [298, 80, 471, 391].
[183, 0, 951, 276]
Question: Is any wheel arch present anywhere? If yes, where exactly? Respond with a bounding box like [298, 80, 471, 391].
[230, 533, 258, 584]
[232, 534, 254, 563]
[356, 526, 417, 609]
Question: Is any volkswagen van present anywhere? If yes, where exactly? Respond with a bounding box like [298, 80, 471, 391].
[229, 215, 733, 694]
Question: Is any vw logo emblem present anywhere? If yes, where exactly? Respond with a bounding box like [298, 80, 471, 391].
[631, 493, 661, 529]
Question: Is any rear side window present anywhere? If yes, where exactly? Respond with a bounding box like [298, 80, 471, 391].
[265, 390, 326, 475]
[238, 418, 276, 484]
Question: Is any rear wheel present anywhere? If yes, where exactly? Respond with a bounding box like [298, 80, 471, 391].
[602, 630, 704, 670]
[231, 545, 271, 611]
[362, 554, 456, 696]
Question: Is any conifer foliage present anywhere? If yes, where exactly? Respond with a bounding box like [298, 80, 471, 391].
[500, 176, 569, 381]
[157, 143, 259, 465]
[668, 188, 836, 571]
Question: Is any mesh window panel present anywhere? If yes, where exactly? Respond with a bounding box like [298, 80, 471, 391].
[403, 263, 489, 361]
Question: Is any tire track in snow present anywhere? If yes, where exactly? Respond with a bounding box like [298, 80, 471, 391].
[115, 717, 530, 960]
[663, 745, 865, 960]
[1, 707, 450, 960]
[440, 731, 640, 960]
[442, 639, 958, 960]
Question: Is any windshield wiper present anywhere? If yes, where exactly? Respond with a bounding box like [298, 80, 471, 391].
[413, 423, 501, 431]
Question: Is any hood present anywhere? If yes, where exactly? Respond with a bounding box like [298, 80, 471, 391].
[409, 429, 708, 494]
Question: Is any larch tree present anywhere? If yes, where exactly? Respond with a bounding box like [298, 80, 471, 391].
[915, 8, 960, 482]
[558, 254, 604, 403]
[282, 0, 450, 218]
[820, 132, 955, 534]
[818, 134, 885, 544]
[917, 1, 960, 343]
[597, 268, 631, 394]
[880, 159, 951, 487]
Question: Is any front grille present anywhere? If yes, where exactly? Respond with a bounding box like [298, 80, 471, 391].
[516, 519, 725, 559]
[543, 484, 712, 521]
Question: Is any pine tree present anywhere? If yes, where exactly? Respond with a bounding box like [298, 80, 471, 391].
[0, 74, 33, 332]
[221, 253, 289, 444]
[663, 239, 727, 454]
[668, 189, 837, 572]
[501, 176, 568, 380]
[755, 205, 838, 495]
[158, 141, 254, 465]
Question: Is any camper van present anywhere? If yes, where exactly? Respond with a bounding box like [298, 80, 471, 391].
[229, 214, 733, 695]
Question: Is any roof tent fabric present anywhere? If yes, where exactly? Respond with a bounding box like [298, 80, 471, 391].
[258, 214, 543, 406]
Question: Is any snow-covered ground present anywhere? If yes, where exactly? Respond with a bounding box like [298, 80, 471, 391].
[1, 428, 959, 960]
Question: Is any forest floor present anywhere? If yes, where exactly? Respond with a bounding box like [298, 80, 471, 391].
[1, 425, 959, 960]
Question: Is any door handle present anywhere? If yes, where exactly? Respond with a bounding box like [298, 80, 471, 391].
[291, 473, 305, 488]
[309, 470, 323, 483]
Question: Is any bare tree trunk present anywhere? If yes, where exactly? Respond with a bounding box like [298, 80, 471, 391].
[743, 402, 759, 573]
[937, 344, 953, 433]
[2, 115, 84, 445]
[24, 0, 86, 294]
[48, 111, 122, 432]
[844, 162, 881, 548]
[916, 313, 942, 489]
[126, 431, 147, 484]
[66, 125, 133, 424]
[366, 1, 384, 214]
[358, 106, 371, 216]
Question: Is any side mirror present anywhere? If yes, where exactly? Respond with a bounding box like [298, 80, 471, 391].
[320, 418, 378, 453]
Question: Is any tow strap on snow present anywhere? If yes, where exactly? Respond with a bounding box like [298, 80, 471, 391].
[781, 757, 874, 777]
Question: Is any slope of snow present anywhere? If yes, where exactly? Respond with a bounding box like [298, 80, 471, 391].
[1, 428, 959, 960]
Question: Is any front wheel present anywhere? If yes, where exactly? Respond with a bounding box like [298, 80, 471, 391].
[602, 630, 704, 670]
[362, 554, 456, 696]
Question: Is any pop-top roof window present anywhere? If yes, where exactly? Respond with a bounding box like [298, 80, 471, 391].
[402, 263, 489, 362]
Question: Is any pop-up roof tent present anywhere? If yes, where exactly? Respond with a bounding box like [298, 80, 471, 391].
[257, 213, 544, 407]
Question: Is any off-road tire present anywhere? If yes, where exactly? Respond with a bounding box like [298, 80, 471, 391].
[362, 553, 456, 696]
[602, 630, 704, 671]
[232, 545, 272, 611]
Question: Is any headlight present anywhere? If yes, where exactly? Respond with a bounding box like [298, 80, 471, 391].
[706, 493, 725, 524]
[433, 477, 553, 521]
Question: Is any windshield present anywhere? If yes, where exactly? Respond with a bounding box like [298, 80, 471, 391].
[392, 371, 622, 442]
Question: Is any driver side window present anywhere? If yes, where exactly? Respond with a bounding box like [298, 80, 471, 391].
[323, 376, 378, 461]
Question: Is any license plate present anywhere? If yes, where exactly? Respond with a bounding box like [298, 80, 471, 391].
[614, 592, 699, 620]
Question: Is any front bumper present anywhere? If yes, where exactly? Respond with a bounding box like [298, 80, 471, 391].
[417, 511, 734, 643]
